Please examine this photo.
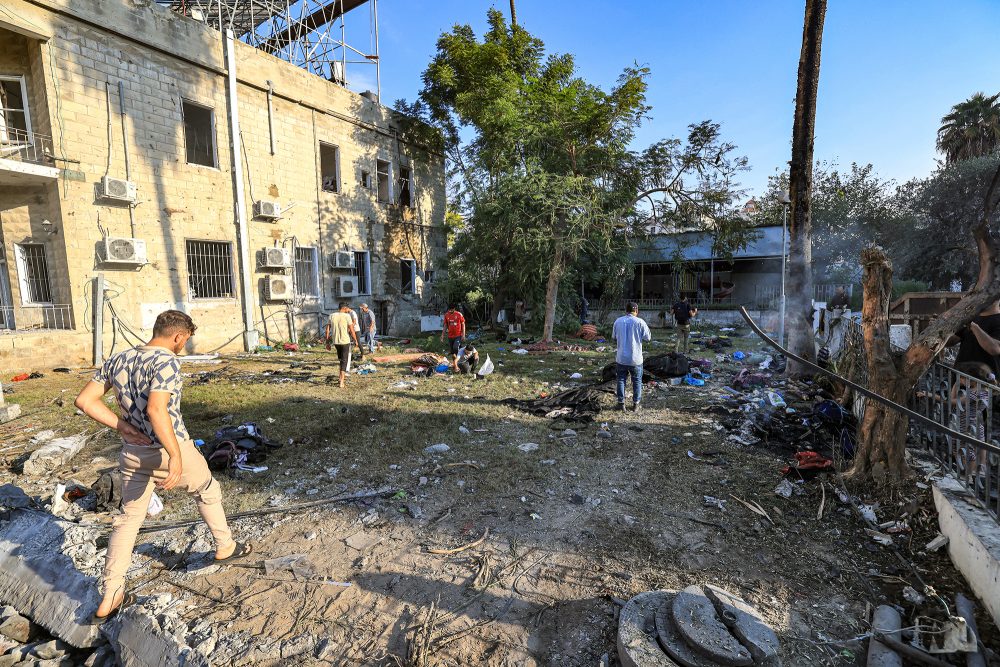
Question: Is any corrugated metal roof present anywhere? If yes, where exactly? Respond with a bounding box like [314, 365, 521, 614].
[631, 225, 786, 264]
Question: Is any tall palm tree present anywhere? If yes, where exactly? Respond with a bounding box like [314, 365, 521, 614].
[937, 92, 1000, 164]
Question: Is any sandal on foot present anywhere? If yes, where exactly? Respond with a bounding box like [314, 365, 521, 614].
[89, 592, 135, 625]
[215, 542, 253, 563]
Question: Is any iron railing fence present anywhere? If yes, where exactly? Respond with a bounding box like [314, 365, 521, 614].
[0, 128, 54, 166]
[0, 304, 73, 332]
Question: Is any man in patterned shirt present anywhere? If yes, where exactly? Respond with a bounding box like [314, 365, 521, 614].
[74, 310, 249, 622]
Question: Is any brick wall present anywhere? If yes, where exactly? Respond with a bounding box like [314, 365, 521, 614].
[0, 0, 446, 372]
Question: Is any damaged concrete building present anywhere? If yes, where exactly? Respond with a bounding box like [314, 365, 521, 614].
[0, 0, 447, 372]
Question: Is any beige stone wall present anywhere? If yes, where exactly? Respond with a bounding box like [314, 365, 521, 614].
[0, 0, 446, 372]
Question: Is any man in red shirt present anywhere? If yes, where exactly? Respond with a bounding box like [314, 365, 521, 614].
[441, 303, 466, 372]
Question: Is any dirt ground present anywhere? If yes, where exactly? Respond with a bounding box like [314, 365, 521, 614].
[1, 325, 997, 666]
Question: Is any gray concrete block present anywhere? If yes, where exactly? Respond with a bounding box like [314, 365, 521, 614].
[672, 585, 752, 667]
[618, 591, 679, 667]
[22, 436, 88, 476]
[30, 639, 69, 660]
[704, 584, 781, 666]
[0, 405, 20, 424]
[105, 606, 210, 667]
[867, 605, 902, 667]
[0, 510, 102, 648]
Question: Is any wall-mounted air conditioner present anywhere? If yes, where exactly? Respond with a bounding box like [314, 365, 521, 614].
[100, 237, 147, 265]
[330, 250, 354, 269]
[265, 275, 293, 301]
[253, 199, 282, 220]
[338, 276, 358, 297]
[261, 247, 292, 268]
[100, 176, 137, 204]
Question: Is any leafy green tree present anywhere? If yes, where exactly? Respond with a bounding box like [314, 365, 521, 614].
[400, 10, 752, 338]
[937, 92, 1000, 164]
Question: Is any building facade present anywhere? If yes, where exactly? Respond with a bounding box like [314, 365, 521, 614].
[0, 0, 446, 372]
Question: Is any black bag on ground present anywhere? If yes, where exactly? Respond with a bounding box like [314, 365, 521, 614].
[93, 469, 123, 512]
[600, 353, 690, 382]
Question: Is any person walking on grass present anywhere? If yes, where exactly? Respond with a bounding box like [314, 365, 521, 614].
[359, 303, 378, 354]
[74, 310, 250, 624]
[326, 302, 363, 388]
[442, 303, 466, 372]
[672, 295, 698, 354]
[612, 302, 652, 412]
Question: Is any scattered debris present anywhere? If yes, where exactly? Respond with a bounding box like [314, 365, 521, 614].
[22, 434, 90, 476]
[423, 444, 450, 455]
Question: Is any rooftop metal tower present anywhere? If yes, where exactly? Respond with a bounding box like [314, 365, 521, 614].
[155, 0, 381, 99]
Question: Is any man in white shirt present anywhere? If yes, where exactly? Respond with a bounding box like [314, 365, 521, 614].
[612, 302, 652, 412]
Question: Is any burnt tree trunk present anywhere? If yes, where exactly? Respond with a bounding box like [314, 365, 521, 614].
[786, 0, 827, 376]
[851, 246, 909, 480]
[849, 165, 1000, 483]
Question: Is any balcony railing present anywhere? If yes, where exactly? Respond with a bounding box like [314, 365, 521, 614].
[0, 304, 73, 332]
[0, 128, 54, 167]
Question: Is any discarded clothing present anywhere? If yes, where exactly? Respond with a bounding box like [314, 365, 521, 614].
[781, 451, 834, 479]
[504, 385, 606, 421]
[576, 323, 599, 341]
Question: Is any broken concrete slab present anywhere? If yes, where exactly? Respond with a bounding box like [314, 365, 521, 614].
[31, 639, 70, 660]
[0, 612, 32, 643]
[867, 605, 902, 667]
[105, 605, 210, 667]
[22, 435, 88, 477]
[704, 584, 780, 666]
[653, 593, 718, 667]
[618, 591, 679, 667]
[672, 585, 752, 667]
[0, 509, 102, 648]
[0, 404, 21, 424]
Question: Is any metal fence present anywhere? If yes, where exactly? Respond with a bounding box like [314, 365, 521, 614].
[836, 317, 1000, 524]
[754, 283, 853, 310]
[0, 304, 73, 332]
[0, 128, 54, 166]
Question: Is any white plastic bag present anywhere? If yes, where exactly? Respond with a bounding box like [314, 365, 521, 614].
[477, 354, 495, 377]
[147, 492, 164, 517]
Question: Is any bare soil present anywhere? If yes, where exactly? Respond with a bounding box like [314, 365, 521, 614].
[1, 327, 996, 666]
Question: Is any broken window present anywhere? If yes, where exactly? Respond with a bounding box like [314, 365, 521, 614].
[14, 243, 52, 304]
[400, 259, 416, 294]
[354, 250, 371, 295]
[319, 142, 340, 193]
[294, 246, 319, 297]
[376, 159, 391, 203]
[0, 76, 30, 144]
[360, 169, 372, 190]
[185, 240, 234, 299]
[182, 100, 216, 167]
[423, 269, 435, 284]
[398, 166, 412, 207]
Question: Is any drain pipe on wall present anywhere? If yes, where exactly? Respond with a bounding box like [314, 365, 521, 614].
[116, 82, 136, 239]
[224, 29, 259, 352]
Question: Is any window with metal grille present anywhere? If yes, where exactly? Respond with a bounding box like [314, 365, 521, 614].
[319, 143, 339, 193]
[15, 243, 52, 304]
[353, 251, 371, 295]
[398, 166, 412, 207]
[294, 246, 319, 297]
[400, 258, 416, 294]
[376, 159, 391, 203]
[185, 240, 234, 299]
[0, 76, 30, 143]
[182, 100, 216, 167]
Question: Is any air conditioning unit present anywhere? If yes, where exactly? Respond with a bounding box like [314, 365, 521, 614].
[338, 275, 358, 297]
[330, 250, 355, 269]
[265, 275, 293, 301]
[100, 176, 137, 203]
[101, 237, 147, 265]
[253, 199, 282, 220]
[261, 247, 292, 268]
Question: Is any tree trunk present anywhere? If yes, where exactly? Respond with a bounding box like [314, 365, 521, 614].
[509, 0, 517, 26]
[489, 287, 507, 332]
[542, 241, 565, 342]
[786, 0, 827, 376]
[850, 246, 909, 481]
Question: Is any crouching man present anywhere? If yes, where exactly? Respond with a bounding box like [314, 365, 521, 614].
[74, 310, 250, 623]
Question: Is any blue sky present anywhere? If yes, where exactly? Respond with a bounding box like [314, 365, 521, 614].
[351, 0, 1000, 197]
